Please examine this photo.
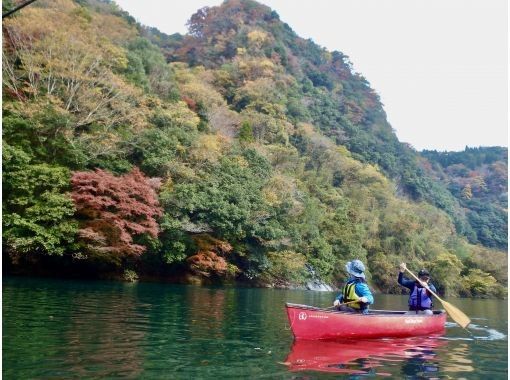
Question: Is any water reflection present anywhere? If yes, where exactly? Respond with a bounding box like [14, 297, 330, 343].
[284, 336, 447, 377]
[63, 287, 145, 378]
[442, 343, 474, 373]
[187, 288, 226, 340]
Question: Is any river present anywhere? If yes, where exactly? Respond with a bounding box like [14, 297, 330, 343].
[2, 276, 507, 379]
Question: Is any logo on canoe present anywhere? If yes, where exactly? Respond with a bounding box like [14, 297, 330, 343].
[404, 318, 423, 324]
[298, 312, 307, 320]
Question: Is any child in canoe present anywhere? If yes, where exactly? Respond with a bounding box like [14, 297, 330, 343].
[333, 260, 374, 314]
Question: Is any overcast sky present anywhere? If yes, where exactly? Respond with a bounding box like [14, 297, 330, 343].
[115, 0, 508, 152]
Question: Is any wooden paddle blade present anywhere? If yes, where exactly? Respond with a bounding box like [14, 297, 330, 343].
[442, 301, 471, 328]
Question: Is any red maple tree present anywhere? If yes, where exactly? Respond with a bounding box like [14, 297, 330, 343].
[71, 168, 163, 258]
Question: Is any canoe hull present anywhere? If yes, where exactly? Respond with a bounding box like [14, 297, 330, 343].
[286, 303, 446, 340]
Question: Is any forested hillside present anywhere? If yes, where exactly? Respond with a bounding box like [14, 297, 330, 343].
[422, 147, 507, 249]
[2, 0, 507, 298]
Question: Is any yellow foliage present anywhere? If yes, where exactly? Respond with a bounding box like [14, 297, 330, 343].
[263, 144, 301, 171]
[172, 65, 226, 111]
[461, 184, 473, 200]
[170, 62, 194, 81]
[357, 165, 388, 187]
[190, 134, 229, 164]
[234, 77, 283, 113]
[296, 123, 316, 137]
[262, 190, 279, 206]
[212, 69, 235, 89]
[3, 0, 145, 132]
[233, 57, 277, 80]
[103, 43, 129, 70]
[262, 174, 297, 206]
[336, 145, 351, 157]
[181, 82, 225, 109]
[159, 101, 201, 130]
[231, 155, 249, 168]
[264, 250, 307, 285]
[167, 162, 198, 182]
[91, 12, 138, 44]
[466, 245, 507, 285]
[247, 29, 269, 49]
[161, 177, 174, 192]
[240, 109, 289, 143]
[260, 59, 275, 70]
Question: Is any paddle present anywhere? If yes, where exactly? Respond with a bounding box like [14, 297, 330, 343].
[404, 267, 471, 329]
[325, 300, 361, 310]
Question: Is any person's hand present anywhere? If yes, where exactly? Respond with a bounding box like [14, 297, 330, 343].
[359, 297, 368, 303]
[333, 299, 340, 307]
[399, 263, 407, 273]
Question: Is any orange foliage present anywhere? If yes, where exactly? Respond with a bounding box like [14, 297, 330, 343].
[192, 234, 233, 254]
[187, 251, 228, 277]
[182, 95, 197, 111]
[186, 234, 233, 276]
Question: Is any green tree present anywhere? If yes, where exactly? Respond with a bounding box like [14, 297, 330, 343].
[161, 149, 273, 242]
[426, 252, 464, 296]
[238, 120, 255, 143]
[3, 142, 78, 258]
[461, 269, 503, 298]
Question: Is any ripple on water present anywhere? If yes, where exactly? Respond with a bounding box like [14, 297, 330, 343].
[444, 322, 506, 341]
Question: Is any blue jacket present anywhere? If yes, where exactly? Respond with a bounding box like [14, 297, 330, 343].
[335, 277, 374, 314]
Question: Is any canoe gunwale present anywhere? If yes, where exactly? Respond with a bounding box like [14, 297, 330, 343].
[285, 302, 446, 317]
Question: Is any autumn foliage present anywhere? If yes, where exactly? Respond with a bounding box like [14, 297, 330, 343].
[186, 234, 234, 277]
[71, 168, 163, 258]
[1, 0, 506, 297]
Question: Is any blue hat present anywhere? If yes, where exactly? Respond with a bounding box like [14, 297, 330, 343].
[345, 260, 366, 279]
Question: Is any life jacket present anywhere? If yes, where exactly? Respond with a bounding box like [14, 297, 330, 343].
[342, 280, 362, 310]
[409, 282, 433, 310]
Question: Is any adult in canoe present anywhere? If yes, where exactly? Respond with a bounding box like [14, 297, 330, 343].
[333, 260, 374, 314]
[398, 263, 436, 315]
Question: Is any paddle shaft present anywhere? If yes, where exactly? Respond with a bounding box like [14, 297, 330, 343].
[338, 300, 361, 307]
[326, 299, 361, 309]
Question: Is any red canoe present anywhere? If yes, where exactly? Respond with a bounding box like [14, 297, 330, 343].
[286, 303, 446, 340]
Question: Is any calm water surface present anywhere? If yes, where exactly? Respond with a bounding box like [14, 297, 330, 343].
[3, 277, 507, 379]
